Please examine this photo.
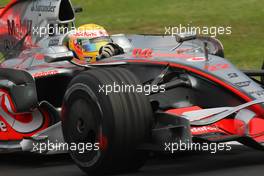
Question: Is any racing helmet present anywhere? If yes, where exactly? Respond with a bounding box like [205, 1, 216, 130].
[66, 24, 111, 62]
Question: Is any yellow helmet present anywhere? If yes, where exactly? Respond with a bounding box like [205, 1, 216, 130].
[67, 24, 111, 62]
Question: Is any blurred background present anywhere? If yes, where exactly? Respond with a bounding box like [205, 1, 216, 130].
[0, 0, 263, 69]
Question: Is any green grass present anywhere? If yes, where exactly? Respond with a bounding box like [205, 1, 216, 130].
[1, 0, 264, 69]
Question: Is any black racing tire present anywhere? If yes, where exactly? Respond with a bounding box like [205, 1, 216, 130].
[61, 67, 153, 175]
[197, 36, 225, 58]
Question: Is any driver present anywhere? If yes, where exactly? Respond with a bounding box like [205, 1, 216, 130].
[64, 24, 124, 63]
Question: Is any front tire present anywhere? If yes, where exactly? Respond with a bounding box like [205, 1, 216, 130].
[62, 67, 153, 175]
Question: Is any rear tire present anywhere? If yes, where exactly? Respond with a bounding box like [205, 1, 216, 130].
[62, 67, 153, 175]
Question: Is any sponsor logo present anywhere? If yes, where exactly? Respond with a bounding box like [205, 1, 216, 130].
[235, 81, 251, 88]
[32, 70, 59, 78]
[228, 73, 239, 79]
[132, 48, 153, 58]
[31, 1, 56, 12]
[204, 63, 229, 72]
[7, 19, 32, 37]
[72, 29, 108, 38]
[187, 57, 206, 62]
[0, 94, 44, 133]
[191, 126, 220, 134]
[131, 48, 198, 59]
[249, 90, 264, 97]
[48, 38, 60, 46]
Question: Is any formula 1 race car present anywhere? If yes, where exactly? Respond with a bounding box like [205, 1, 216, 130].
[1, 0, 264, 175]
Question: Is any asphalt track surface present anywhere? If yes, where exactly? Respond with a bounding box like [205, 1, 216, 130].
[1, 145, 264, 176]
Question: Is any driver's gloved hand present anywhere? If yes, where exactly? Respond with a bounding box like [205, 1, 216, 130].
[98, 43, 124, 60]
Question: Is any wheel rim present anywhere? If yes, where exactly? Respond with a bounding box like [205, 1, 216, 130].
[65, 90, 103, 167]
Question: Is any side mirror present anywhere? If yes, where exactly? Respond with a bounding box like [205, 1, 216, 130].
[45, 51, 73, 63]
[74, 7, 83, 13]
[175, 33, 197, 43]
[44, 46, 74, 63]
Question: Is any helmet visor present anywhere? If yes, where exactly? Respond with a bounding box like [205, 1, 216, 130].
[81, 36, 111, 52]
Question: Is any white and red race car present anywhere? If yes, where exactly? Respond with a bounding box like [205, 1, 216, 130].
[1, 0, 264, 175]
